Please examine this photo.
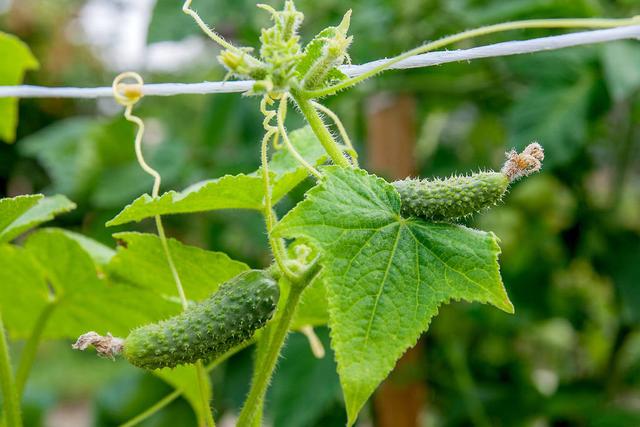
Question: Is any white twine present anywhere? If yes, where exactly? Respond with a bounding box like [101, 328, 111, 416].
[1, 25, 639, 99]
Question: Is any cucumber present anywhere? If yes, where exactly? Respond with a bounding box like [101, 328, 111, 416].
[393, 172, 509, 221]
[124, 269, 279, 369]
[393, 142, 545, 221]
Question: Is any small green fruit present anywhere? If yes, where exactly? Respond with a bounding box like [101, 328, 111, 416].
[123, 269, 279, 369]
[393, 172, 509, 221]
[394, 142, 545, 221]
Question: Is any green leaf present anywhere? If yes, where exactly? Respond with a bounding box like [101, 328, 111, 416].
[106, 174, 265, 226]
[58, 229, 116, 266]
[291, 274, 329, 329]
[153, 365, 211, 424]
[0, 194, 76, 243]
[107, 126, 325, 226]
[507, 72, 594, 167]
[0, 243, 49, 337]
[18, 118, 102, 197]
[0, 194, 41, 234]
[0, 32, 39, 142]
[107, 232, 249, 301]
[296, 27, 349, 89]
[273, 167, 512, 425]
[601, 41, 640, 102]
[0, 229, 177, 339]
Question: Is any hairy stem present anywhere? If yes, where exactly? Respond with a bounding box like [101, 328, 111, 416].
[259, 97, 299, 282]
[0, 313, 22, 427]
[236, 282, 304, 427]
[196, 361, 215, 427]
[277, 96, 322, 178]
[292, 91, 350, 168]
[304, 17, 640, 98]
[310, 101, 358, 166]
[15, 302, 56, 396]
[182, 0, 262, 68]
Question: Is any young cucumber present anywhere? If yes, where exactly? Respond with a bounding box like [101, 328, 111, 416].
[393, 143, 544, 221]
[393, 172, 509, 221]
[124, 269, 279, 369]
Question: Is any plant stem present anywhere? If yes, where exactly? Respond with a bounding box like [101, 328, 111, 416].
[15, 302, 56, 397]
[196, 360, 215, 427]
[310, 100, 358, 167]
[236, 282, 304, 427]
[292, 91, 351, 168]
[304, 17, 640, 98]
[119, 340, 254, 427]
[258, 104, 299, 282]
[0, 313, 22, 427]
[277, 95, 322, 178]
[120, 390, 181, 427]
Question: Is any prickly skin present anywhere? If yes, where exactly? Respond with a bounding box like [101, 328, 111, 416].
[123, 269, 279, 370]
[393, 172, 509, 221]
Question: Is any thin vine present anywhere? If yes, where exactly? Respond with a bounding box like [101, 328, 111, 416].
[112, 72, 215, 427]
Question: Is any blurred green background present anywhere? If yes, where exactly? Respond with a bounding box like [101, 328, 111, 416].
[2, 0, 640, 426]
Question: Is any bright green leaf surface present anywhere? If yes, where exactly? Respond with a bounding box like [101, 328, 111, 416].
[0, 194, 42, 234]
[0, 243, 49, 337]
[0, 32, 39, 142]
[107, 126, 325, 226]
[0, 194, 76, 243]
[107, 232, 249, 301]
[25, 229, 178, 338]
[106, 174, 265, 226]
[59, 229, 116, 266]
[0, 229, 177, 339]
[291, 274, 329, 329]
[274, 167, 512, 425]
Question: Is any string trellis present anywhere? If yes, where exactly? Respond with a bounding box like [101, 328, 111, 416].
[1, 25, 639, 99]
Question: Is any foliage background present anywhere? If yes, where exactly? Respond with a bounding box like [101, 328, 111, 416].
[1, 0, 640, 426]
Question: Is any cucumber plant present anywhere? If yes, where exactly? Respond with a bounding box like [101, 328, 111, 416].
[1, 2, 638, 427]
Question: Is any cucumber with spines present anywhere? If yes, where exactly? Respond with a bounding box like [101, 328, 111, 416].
[393, 172, 509, 221]
[393, 143, 545, 221]
[123, 269, 279, 369]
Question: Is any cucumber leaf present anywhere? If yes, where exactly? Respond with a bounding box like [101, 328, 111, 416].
[274, 167, 512, 425]
[107, 126, 326, 226]
[0, 194, 76, 243]
[291, 275, 329, 329]
[0, 229, 177, 339]
[107, 232, 249, 301]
